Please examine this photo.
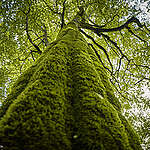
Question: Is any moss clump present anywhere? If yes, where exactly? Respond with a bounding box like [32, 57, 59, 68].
[0, 66, 37, 119]
[0, 22, 142, 150]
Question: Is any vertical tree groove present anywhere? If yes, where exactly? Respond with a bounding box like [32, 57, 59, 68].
[0, 22, 142, 150]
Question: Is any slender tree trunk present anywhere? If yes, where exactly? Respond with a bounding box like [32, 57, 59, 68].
[0, 22, 142, 150]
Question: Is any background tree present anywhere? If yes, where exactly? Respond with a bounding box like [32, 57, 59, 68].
[0, 0, 150, 149]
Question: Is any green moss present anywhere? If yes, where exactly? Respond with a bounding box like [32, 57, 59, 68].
[0, 22, 142, 150]
[0, 66, 37, 119]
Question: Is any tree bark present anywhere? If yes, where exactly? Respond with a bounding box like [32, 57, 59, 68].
[0, 22, 142, 150]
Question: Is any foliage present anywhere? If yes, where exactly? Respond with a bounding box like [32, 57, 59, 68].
[0, 0, 150, 149]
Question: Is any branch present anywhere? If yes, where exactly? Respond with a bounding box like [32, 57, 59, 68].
[87, 14, 120, 29]
[102, 35, 120, 56]
[31, 51, 35, 61]
[88, 43, 112, 74]
[116, 56, 124, 77]
[34, 22, 50, 46]
[19, 52, 31, 73]
[110, 78, 130, 101]
[80, 16, 144, 33]
[134, 76, 150, 85]
[33, 35, 44, 43]
[80, 29, 113, 72]
[126, 26, 147, 43]
[28, 29, 45, 44]
[132, 64, 150, 70]
[24, 1, 42, 54]
[100, 33, 129, 61]
[61, 0, 67, 28]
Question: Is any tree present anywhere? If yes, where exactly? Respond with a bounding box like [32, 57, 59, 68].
[0, 0, 149, 149]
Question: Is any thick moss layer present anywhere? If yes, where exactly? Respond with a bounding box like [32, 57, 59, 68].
[0, 22, 142, 150]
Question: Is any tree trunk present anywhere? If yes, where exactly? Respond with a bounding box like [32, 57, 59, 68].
[0, 22, 142, 150]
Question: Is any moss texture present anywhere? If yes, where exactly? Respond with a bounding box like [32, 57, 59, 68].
[0, 22, 142, 150]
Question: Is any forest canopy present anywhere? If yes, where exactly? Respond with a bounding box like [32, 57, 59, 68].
[0, 0, 150, 149]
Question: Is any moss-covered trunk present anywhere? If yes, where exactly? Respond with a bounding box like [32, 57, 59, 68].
[0, 22, 142, 150]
